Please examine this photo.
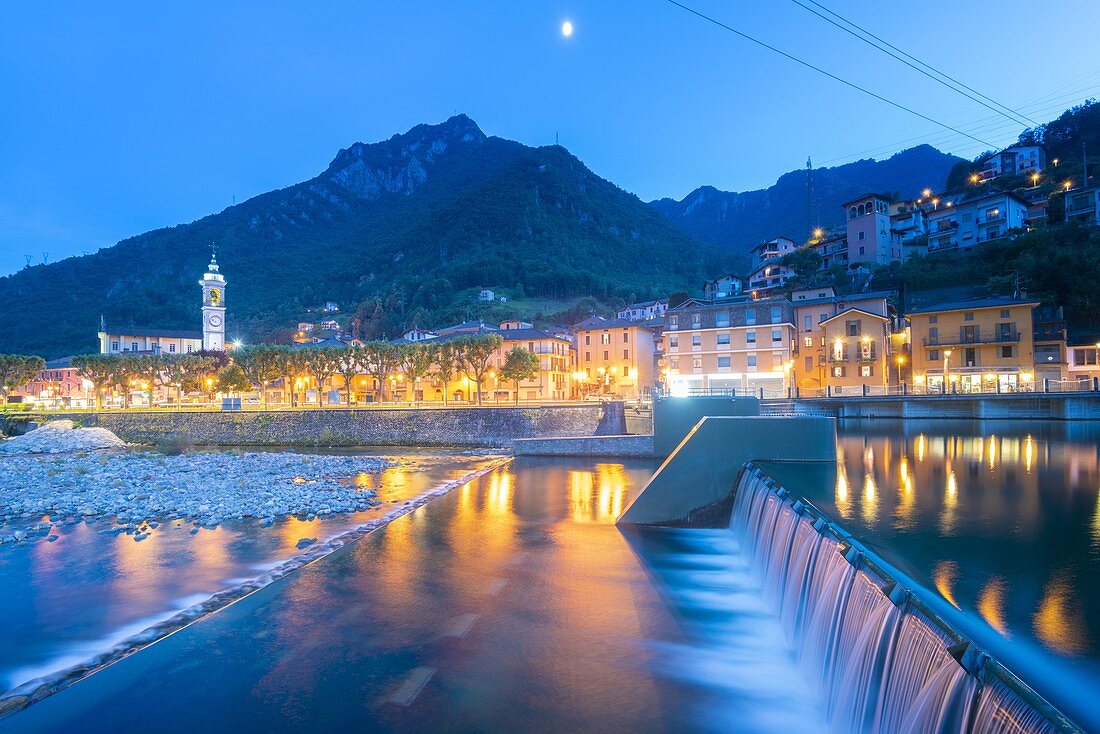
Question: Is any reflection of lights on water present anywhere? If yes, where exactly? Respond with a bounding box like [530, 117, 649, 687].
[569, 465, 628, 523]
[863, 446, 874, 473]
[986, 434, 998, 471]
[1092, 490, 1100, 549]
[1033, 570, 1090, 655]
[978, 576, 1010, 637]
[835, 464, 851, 519]
[939, 466, 958, 535]
[487, 471, 513, 515]
[916, 434, 927, 463]
[1024, 435, 1035, 474]
[861, 474, 878, 524]
[933, 560, 960, 609]
[895, 457, 915, 529]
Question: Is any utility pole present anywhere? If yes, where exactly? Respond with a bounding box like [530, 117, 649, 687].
[806, 157, 817, 240]
[1083, 142, 1089, 188]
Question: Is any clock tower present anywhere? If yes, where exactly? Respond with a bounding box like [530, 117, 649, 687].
[200, 245, 226, 351]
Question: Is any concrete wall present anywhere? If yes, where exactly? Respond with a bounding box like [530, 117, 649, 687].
[794, 393, 1100, 420]
[40, 405, 608, 448]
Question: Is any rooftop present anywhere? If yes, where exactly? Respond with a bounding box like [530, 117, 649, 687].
[907, 297, 1041, 315]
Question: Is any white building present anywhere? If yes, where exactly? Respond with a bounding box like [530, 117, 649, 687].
[702, 274, 746, 302]
[617, 299, 668, 321]
[926, 192, 1031, 252]
[982, 145, 1046, 178]
[477, 289, 495, 302]
[1065, 185, 1100, 226]
[100, 250, 227, 355]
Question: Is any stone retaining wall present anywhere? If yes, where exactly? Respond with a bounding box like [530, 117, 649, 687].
[40, 406, 609, 448]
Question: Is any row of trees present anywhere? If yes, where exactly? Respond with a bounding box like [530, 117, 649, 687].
[0, 354, 47, 402]
[55, 333, 544, 409]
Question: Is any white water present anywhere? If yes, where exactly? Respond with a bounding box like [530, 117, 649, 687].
[729, 469, 1065, 734]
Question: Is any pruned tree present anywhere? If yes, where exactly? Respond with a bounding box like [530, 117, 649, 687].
[456, 333, 503, 405]
[72, 354, 115, 410]
[500, 347, 540, 405]
[398, 343, 435, 404]
[434, 342, 459, 405]
[303, 347, 340, 406]
[334, 345, 366, 405]
[0, 354, 46, 403]
[360, 341, 399, 402]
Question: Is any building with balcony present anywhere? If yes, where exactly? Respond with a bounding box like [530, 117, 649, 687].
[789, 287, 896, 393]
[908, 297, 1040, 392]
[573, 317, 659, 399]
[14, 357, 90, 408]
[702, 274, 746, 301]
[1032, 305, 1067, 383]
[925, 192, 1030, 252]
[810, 229, 849, 270]
[1067, 340, 1100, 384]
[820, 308, 892, 394]
[981, 145, 1046, 179]
[662, 296, 795, 396]
[1064, 185, 1100, 225]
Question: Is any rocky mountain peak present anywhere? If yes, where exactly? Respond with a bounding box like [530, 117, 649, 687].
[323, 114, 487, 200]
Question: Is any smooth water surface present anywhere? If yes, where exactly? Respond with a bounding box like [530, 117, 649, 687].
[0, 450, 495, 692]
[785, 420, 1100, 731]
[4, 458, 825, 734]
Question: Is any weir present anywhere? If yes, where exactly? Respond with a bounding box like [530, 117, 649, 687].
[731, 465, 1081, 734]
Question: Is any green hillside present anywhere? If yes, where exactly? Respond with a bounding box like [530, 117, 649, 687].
[0, 116, 740, 358]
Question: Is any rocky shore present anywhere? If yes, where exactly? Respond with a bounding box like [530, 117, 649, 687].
[0, 422, 399, 544]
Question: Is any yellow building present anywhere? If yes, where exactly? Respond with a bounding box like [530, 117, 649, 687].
[572, 317, 658, 399]
[908, 297, 1040, 392]
[662, 295, 795, 396]
[790, 288, 896, 394]
[819, 308, 891, 395]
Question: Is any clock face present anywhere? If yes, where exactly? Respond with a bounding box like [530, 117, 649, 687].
[208, 314, 223, 327]
[210, 288, 221, 305]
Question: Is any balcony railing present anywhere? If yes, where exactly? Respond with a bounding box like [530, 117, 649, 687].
[923, 331, 1020, 347]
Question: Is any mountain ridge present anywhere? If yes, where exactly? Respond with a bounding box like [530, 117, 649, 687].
[650, 144, 963, 252]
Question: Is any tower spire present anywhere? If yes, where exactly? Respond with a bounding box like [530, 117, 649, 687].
[208, 241, 219, 272]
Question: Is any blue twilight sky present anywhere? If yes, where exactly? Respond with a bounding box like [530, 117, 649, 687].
[2, 0, 1100, 275]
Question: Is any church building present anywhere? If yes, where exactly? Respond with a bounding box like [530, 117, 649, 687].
[98, 250, 228, 355]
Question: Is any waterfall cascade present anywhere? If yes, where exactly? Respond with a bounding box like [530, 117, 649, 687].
[730, 466, 1079, 734]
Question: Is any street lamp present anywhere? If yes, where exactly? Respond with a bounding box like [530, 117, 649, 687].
[896, 355, 906, 386]
[943, 350, 952, 394]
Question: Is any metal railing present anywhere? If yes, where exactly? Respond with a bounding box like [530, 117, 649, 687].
[922, 331, 1019, 346]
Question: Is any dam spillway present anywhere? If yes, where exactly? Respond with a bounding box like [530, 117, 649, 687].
[731, 465, 1078, 734]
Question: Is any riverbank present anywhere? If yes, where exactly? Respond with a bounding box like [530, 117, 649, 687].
[777, 391, 1100, 420]
[3, 404, 621, 448]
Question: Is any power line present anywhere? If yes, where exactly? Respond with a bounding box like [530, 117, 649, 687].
[796, 0, 1041, 127]
[662, 0, 998, 148]
[789, 0, 1035, 127]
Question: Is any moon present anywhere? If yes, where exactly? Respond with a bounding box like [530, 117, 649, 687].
[561, 20, 573, 37]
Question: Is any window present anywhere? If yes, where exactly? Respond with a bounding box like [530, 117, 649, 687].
[1001, 345, 1015, 358]
[717, 356, 731, 369]
[1000, 309, 1010, 318]
[585, 351, 591, 360]
[130, 342, 138, 351]
[858, 246, 865, 255]
[668, 336, 678, 349]
[772, 353, 783, 367]
[186, 345, 193, 353]
[168, 344, 176, 353]
[846, 320, 860, 337]
[692, 358, 702, 371]
[717, 332, 730, 345]
[603, 350, 609, 361]
[805, 356, 813, 371]
[692, 313, 702, 328]
[691, 333, 701, 347]
[111, 341, 119, 351]
[770, 307, 782, 323]
[804, 315, 812, 332]
[622, 332, 629, 343]
[623, 349, 630, 359]
[819, 313, 828, 323]
[964, 312, 974, 321]
[747, 354, 757, 368]
[669, 357, 679, 370]
[929, 349, 940, 361]
[929, 326, 939, 342]
[745, 309, 757, 325]
[585, 335, 591, 345]
[861, 365, 873, 377]
[669, 315, 678, 330]
[716, 311, 730, 328]
[833, 365, 845, 377]
[858, 231, 865, 240]
[771, 329, 782, 344]
[929, 315, 938, 324]
[804, 337, 813, 348]
[746, 330, 757, 345]
[601, 333, 611, 345]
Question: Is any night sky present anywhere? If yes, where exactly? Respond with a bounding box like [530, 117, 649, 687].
[2, 0, 1099, 274]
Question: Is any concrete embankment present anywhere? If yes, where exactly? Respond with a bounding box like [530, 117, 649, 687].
[16, 405, 616, 449]
[793, 393, 1100, 420]
[512, 434, 654, 458]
